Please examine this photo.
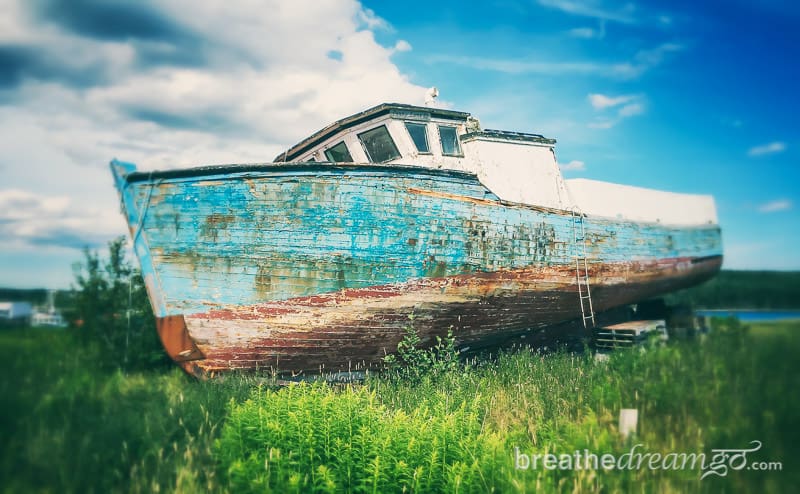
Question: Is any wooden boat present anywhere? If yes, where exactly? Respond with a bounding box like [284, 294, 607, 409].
[111, 102, 722, 377]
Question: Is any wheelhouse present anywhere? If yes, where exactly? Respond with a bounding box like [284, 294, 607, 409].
[273, 102, 570, 210]
[274, 103, 478, 167]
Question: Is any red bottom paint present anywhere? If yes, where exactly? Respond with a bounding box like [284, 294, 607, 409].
[159, 256, 721, 376]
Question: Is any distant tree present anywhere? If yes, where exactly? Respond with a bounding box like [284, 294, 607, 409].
[71, 236, 169, 371]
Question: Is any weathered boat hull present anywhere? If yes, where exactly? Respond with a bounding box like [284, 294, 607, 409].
[111, 160, 722, 376]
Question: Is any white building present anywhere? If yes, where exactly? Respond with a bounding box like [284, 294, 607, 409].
[31, 311, 68, 328]
[0, 301, 33, 326]
[31, 290, 68, 328]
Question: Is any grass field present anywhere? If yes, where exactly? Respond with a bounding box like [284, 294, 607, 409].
[1, 319, 798, 493]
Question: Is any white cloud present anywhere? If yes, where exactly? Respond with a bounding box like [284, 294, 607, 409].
[618, 102, 644, 117]
[538, 0, 637, 24]
[0, 189, 123, 250]
[559, 160, 586, 171]
[611, 43, 684, 79]
[748, 141, 786, 157]
[757, 199, 792, 213]
[426, 55, 604, 75]
[0, 0, 427, 287]
[1, 1, 426, 170]
[568, 20, 606, 39]
[431, 41, 683, 80]
[357, 7, 392, 31]
[0, 189, 70, 219]
[587, 93, 645, 128]
[393, 40, 412, 52]
[588, 93, 635, 109]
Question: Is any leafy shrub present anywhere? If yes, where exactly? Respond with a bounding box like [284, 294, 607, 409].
[382, 314, 460, 382]
[71, 236, 168, 371]
[216, 382, 506, 493]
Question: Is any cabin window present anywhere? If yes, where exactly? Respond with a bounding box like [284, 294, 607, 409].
[324, 141, 353, 162]
[404, 122, 430, 153]
[438, 125, 462, 156]
[358, 125, 401, 163]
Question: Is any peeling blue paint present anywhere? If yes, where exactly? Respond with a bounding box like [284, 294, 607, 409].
[112, 161, 722, 317]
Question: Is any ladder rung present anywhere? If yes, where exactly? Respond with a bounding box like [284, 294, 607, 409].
[572, 207, 594, 327]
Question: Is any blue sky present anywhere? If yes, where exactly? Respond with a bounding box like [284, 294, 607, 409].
[0, 0, 798, 289]
[375, 0, 800, 270]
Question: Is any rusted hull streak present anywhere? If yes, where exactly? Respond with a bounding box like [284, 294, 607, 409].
[175, 256, 720, 374]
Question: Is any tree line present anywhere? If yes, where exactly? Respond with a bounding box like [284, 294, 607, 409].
[665, 270, 800, 309]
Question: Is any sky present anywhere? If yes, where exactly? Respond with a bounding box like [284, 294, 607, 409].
[0, 0, 798, 289]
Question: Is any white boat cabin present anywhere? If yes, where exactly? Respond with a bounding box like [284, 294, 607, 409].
[275, 103, 718, 227]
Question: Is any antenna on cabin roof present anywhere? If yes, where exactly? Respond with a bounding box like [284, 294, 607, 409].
[424, 86, 439, 107]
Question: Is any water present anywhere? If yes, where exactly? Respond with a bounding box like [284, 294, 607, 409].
[696, 310, 800, 322]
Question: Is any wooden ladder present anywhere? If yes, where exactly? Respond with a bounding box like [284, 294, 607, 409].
[571, 209, 596, 328]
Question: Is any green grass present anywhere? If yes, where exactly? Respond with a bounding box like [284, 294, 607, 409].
[0, 329, 254, 493]
[2, 320, 798, 492]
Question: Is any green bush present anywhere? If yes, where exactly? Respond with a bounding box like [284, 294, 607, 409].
[217, 381, 506, 493]
[382, 314, 460, 382]
[71, 236, 168, 371]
